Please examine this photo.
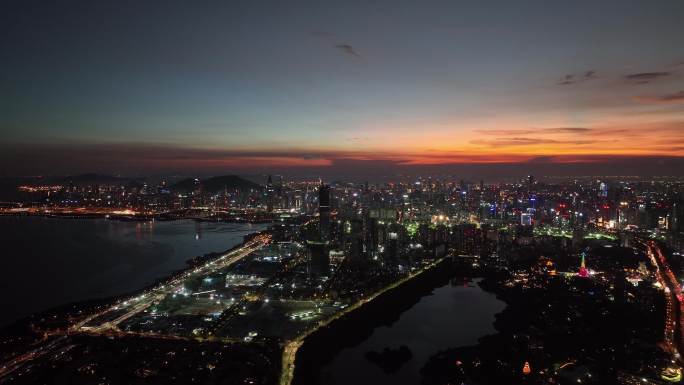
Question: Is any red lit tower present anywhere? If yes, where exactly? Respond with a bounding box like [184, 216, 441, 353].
[578, 252, 588, 278]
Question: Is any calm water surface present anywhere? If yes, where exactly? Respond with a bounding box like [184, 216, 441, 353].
[320, 278, 505, 385]
[0, 216, 266, 327]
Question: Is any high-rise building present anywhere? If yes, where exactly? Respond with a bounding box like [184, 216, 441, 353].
[599, 181, 608, 198]
[319, 184, 331, 241]
[384, 231, 399, 263]
[364, 215, 379, 257]
[266, 175, 275, 212]
[672, 192, 684, 232]
[521, 213, 533, 226]
[307, 241, 329, 276]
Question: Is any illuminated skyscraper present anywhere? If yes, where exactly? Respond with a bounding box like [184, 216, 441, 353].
[266, 175, 275, 212]
[599, 181, 608, 198]
[521, 213, 533, 226]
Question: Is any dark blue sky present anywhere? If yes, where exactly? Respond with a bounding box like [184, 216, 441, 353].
[2, 0, 684, 177]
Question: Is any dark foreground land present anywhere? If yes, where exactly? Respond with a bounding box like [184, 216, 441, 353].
[3, 334, 280, 385]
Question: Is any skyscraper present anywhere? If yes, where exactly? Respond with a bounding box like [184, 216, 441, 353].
[307, 241, 329, 276]
[319, 184, 331, 241]
[599, 181, 608, 198]
[266, 175, 275, 212]
[521, 213, 533, 226]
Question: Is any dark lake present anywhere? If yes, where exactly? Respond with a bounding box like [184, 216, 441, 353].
[319, 277, 505, 385]
[0, 216, 265, 327]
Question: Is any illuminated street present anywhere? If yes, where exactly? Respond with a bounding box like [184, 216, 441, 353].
[76, 234, 271, 335]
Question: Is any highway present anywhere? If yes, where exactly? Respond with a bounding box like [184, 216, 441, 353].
[79, 233, 271, 334]
[647, 241, 683, 358]
[0, 336, 67, 379]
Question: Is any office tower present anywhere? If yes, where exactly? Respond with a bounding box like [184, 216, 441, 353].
[319, 184, 331, 241]
[307, 241, 329, 276]
[266, 175, 275, 212]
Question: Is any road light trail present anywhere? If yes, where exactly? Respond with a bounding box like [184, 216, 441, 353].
[647, 241, 682, 358]
[0, 336, 67, 379]
[81, 234, 271, 334]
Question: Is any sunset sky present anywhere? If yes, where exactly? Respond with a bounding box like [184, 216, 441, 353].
[2, 0, 684, 178]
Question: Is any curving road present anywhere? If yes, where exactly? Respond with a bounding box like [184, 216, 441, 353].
[647, 240, 683, 358]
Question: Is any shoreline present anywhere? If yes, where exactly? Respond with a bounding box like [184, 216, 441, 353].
[0, 211, 277, 224]
[0, 221, 269, 332]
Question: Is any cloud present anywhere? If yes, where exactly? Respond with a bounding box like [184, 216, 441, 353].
[335, 44, 361, 58]
[541, 127, 593, 134]
[477, 127, 593, 136]
[3, 142, 684, 179]
[346, 137, 370, 143]
[588, 128, 633, 136]
[470, 137, 596, 147]
[557, 71, 597, 85]
[634, 90, 684, 104]
[475, 129, 536, 136]
[526, 156, 556, 163]
[557, 74, 575, 85]
[623, 72, 670, 84]
[658, 91, 684, 101]
[625, 72, 670, 80]
[310, 31, 361, 59]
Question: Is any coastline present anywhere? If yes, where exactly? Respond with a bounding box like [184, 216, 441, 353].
[0, 218, 269, 332]
[0, 211, 277, 224]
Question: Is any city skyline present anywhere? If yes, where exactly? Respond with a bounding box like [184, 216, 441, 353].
[3, 3, 684, 384]
[2, 0, 684, 177]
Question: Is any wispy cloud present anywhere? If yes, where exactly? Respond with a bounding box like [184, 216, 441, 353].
[624, 71, 670, 84]
[557, 74, 575, 85]
[470, 137, 596, 147]
[556, 70, 597, 85]
[3, 141, 684, 177]
[541, 127, 593, 134]
[475, 129, 536, 136]
[478, 127, 594, 136]
[634, 90, 684, 104]
[335, 44, 361, 58]
[310, 31, 361, 58]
